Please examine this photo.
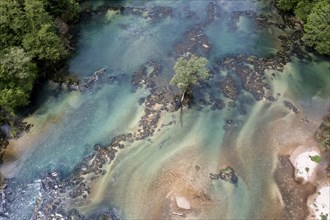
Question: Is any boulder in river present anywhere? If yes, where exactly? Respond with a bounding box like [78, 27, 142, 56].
[219, 166, 238, 184]
[210, 166, 238, 185]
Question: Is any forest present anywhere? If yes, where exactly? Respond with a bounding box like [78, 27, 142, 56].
[0, 0, 79, 125]
[276, 0, 329, 55]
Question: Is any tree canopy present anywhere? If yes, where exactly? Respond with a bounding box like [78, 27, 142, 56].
[303, 0, 330, 55]
[23, 23, 68, 62]
[276, 0, 330, 55]
[170, 55, 209, 95]
[41, 0, 79, 23]
[276, 0, 299, 11]
[0, 1, 26, 48]
[0, 47, 37, 112]
[0, 0, 79, 117]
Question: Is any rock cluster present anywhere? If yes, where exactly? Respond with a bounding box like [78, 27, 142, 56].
[20, 61, 180, 219]
[206, 2, 217, 24]
[221, 75, 239, 100]
[124, 6, 172, 21]
[136, 87, 179, 140]
[214, 53, 287, 101]
[131, 61, 161, 90]
[175, 24, 211, 58]
[131, 61, 180, 139]
[79, 68, 107, 91]
[174, 1, 218, 58]
[0, 183, 9, 218]
[210, 166, 238, 185]
[283, 101, 299, 114]
[32, 172, 69, 219]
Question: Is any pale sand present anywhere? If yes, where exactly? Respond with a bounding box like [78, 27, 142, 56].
[268, 89, 328, 220]
[175, 196, 191, 210]
[289, 146, 330, 219]
[289, 147, 320, 182]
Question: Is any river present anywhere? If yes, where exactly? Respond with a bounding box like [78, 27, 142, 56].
[0, 0, 329, 219]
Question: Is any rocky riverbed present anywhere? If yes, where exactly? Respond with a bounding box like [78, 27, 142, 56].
[0, 0, 329, 219]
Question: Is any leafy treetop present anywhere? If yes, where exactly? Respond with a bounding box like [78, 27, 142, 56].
[0, 0, 79, 123]
[170, 55, 209, 94]
[276, 0, 330, 55]
[0, 47, 37, 112]
[303, 0, 330, 55]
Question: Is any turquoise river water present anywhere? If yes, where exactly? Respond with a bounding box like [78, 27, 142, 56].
[0, 0, 329, 219]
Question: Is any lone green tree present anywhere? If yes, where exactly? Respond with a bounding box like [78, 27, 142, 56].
[170, 55, 209, 104]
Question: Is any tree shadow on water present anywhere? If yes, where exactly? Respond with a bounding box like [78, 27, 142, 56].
[180, 106, 183, 127]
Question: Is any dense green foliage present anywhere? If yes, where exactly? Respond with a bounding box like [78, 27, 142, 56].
[170, 55, 209, 95]
[275, 0, 330, 55]
[0, 0, 79, 114]
[23, 23, 68, 62]
[0, 47, 37, 112]
[293, 0, 313, 22]
[275, 0, 314, 22]
[276, 0, 299, 11]
[303, 0, 330, 55]
[42, 0, 79, 23]
[0, 1, 26, 48]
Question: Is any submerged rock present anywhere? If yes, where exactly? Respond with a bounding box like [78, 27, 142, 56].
[174, 24, 211, 58]
[210, 166, 238, 185]
[221, 75, 239, 100]
[68, 209, 84, 219]
[124, 6, 172, 22]
[219, 166, 238, 184]
[283, 101, 299, 114]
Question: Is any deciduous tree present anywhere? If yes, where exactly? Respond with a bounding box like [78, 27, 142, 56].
[0, 47, 37, 112]
[23, 24, 68, 62]
[170, 55, 209, 103]
[42, 0, 80, 23]
[303, 0, 330, 55]
[0, 0, 26, 49]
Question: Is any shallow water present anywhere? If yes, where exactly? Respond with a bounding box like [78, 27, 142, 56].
[1, 0, 329, 219]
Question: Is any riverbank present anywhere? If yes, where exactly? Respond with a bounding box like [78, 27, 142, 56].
[274, 111, 330, 220]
